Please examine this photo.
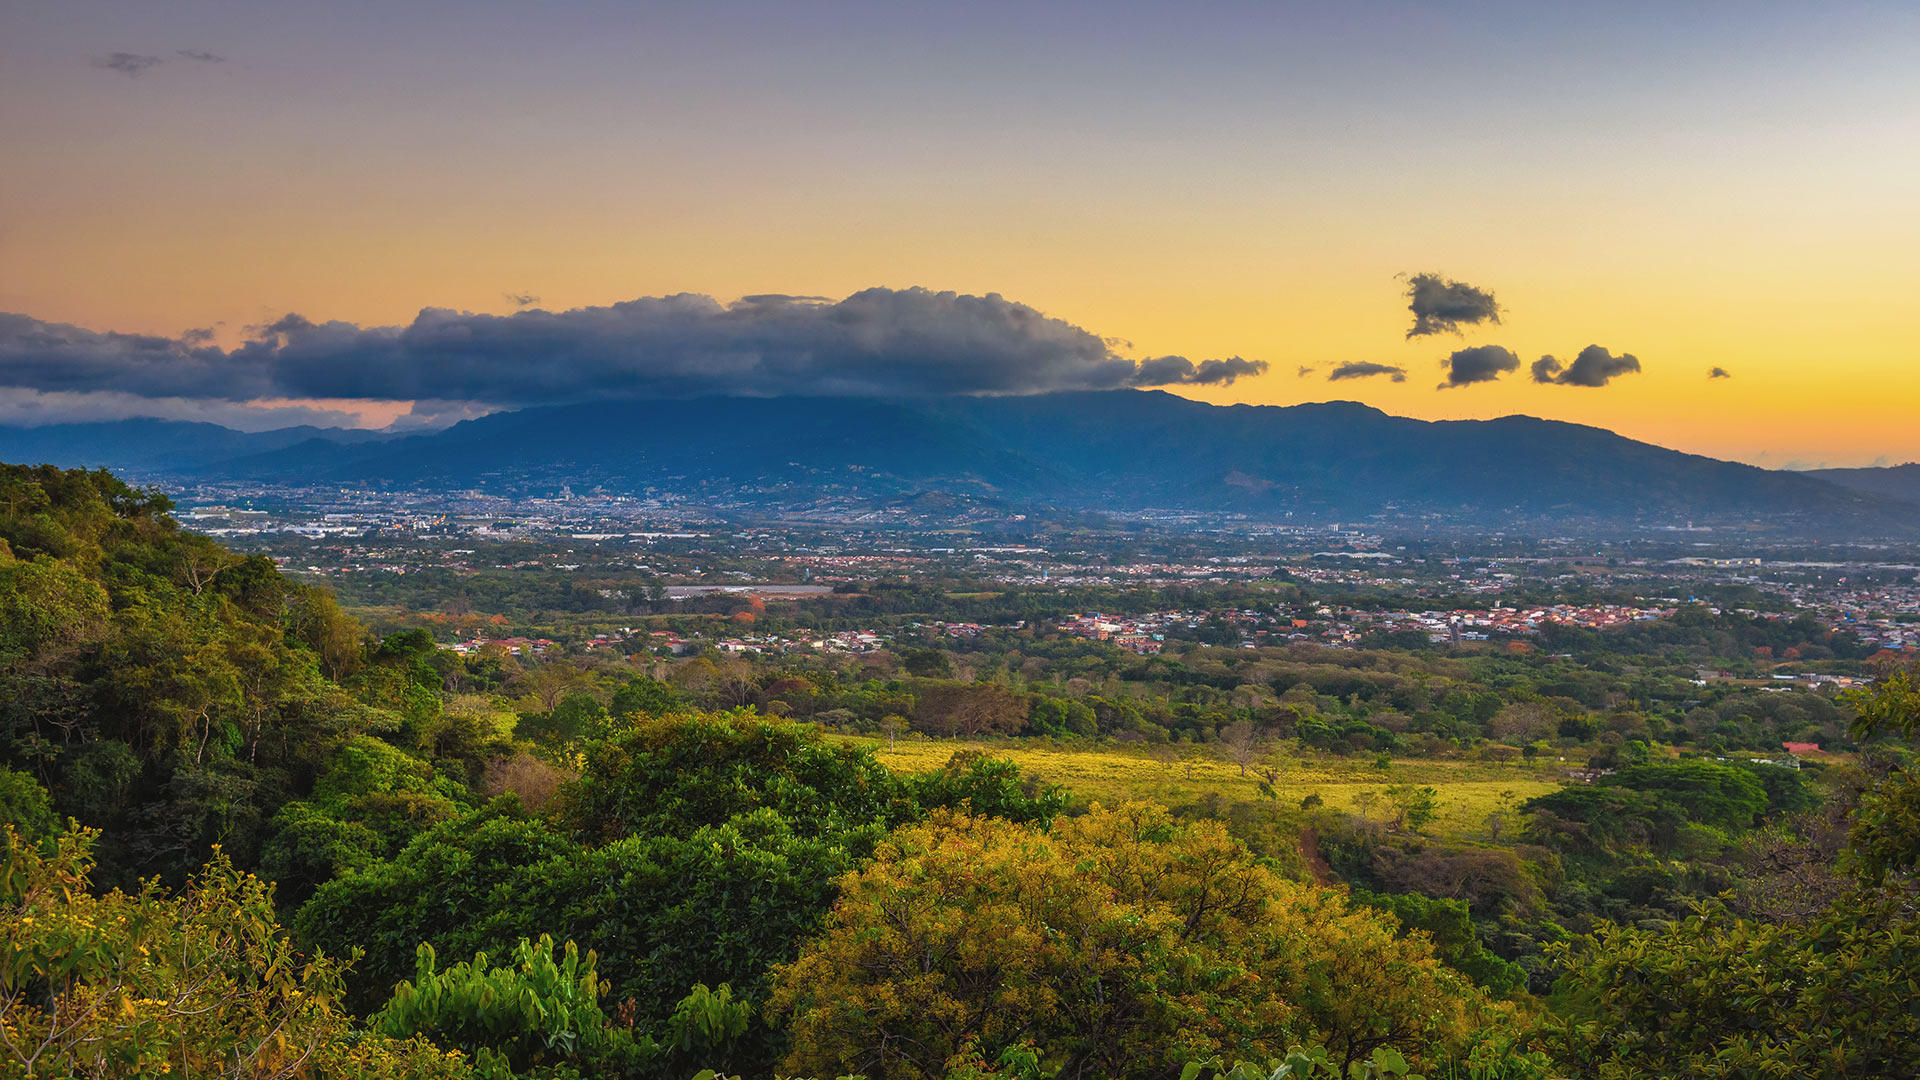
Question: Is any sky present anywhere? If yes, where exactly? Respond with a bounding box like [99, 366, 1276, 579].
[2, 0, 1916, 466]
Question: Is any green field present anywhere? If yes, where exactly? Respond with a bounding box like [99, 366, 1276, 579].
[859, 737, 1566, 843]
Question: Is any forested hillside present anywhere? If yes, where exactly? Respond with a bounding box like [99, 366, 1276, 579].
[4, 463, 1920, 1078]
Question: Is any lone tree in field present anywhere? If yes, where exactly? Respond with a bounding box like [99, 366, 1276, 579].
[1218, 719, 1260, 776]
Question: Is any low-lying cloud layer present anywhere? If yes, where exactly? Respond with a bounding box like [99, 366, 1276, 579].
[1403, 273, 1501, 339]
[1531, 345, 1642, 387]
[0, 289, 1268, 426]
[1327, 361, 1407, 383]
[1438, 345, 1520, 388]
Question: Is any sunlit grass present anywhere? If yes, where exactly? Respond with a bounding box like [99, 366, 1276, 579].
[858, 736, 1564, 842]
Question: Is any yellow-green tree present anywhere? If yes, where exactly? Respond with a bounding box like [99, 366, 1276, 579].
[0, 825, 468, 1079]
[768, 804, 1505, 1080]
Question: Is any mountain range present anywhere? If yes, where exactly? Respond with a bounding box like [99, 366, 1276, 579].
[3, 390, 1916, 536]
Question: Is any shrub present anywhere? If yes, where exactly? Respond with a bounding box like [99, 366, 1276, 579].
[371, 935, 647, 1074]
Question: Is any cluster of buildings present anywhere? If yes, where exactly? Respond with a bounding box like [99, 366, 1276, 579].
[447, 636, 560, 656]
[708, 629, 891, 655]
[1052, 602, 1680, 652]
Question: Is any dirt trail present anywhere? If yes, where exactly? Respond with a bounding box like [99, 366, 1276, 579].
[1298, 826, 1336, 887]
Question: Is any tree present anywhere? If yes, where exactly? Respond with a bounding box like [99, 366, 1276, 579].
[516, 663, 594, 712]
[1521, 786, 1665, 854]
[1548, 893, 1920, 1078]
[904, 750, 1069, 825]
[1, 825, 469, 1079]
[1546, 671, 1920, 1077]
[522, 690, 609, 746]
[1840, 667, 1920, 882]
[913, 682, 1029, 739]
[298, 804, 858, 1074]
[1488, 702, 1557, 743]
[900, 648, 952, 678]
[1218, 719, 1260, 777]
[1598, 760, 1768, 831]
[712, 658, 759, 709]
[0, 766, 54, 840]
[768, 804, 1499, 1080]
[610, 674, 680, 718]
[1350, 890, 1527, 996]
[1383, 784, 1439, 833]
[1026, 696, 1096, 738]
[558, 712, 916, 843]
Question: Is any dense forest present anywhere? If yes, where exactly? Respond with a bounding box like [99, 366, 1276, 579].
[5, 463, 1920, 1078]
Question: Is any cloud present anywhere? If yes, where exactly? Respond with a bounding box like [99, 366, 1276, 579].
[94, 52, 164, 77]
[0, 312, 266, 399]
[383, 400, 503, 432]
[503, 292, 541, 309]
[1176, 356, 1266, 385]
[1130, 354, 1266, 386]
[1708, 366, 1732, 379]
[176, 49, 225, 63]
[1531, 345, 1642, 387]
[1327, 361, 1407, 383]
[0, 389, 369, 432]
[1402, 272, 1501, 339]
[0, 289, 1268, 419]
[1437, 345, 1520, 388]
[1296, 365, 1316, 378]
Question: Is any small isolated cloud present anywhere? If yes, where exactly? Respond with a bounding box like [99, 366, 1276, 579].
[1327, 361, 1407, 383]
[176, 49, 225, 63]
[1531, 345, 1642, 387]
[1403, 272, 1501, 339]
[94, 52, 164, 77]
[1296, 365, 1316, 378]
[503, 292, 540, 309]
[1708, 366, 1732, 379]
[1438, 345, 1520, 389]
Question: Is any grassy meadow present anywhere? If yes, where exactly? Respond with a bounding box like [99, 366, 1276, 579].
[859, 736, 1566, 844]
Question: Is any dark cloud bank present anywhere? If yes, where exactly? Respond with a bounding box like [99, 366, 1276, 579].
[1531, 345, 1642, 387]
[1403, 272, 1501, 339]
[0, 289, 1268, 420]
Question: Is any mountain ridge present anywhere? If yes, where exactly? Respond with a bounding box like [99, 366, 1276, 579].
[1806, 463, 1920, 507]
[1, 391, 1914, 536]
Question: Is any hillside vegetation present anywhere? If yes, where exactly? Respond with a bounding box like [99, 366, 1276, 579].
[4, 462, 1919, 1078]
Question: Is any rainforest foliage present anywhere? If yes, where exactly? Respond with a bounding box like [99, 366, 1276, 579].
[3, 463, 1918, 1078]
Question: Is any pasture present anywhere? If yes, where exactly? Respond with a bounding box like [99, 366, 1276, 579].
[862, 737, 1566, 843]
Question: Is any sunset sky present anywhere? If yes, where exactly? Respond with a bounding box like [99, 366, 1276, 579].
[2, 1, 1916, 466]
